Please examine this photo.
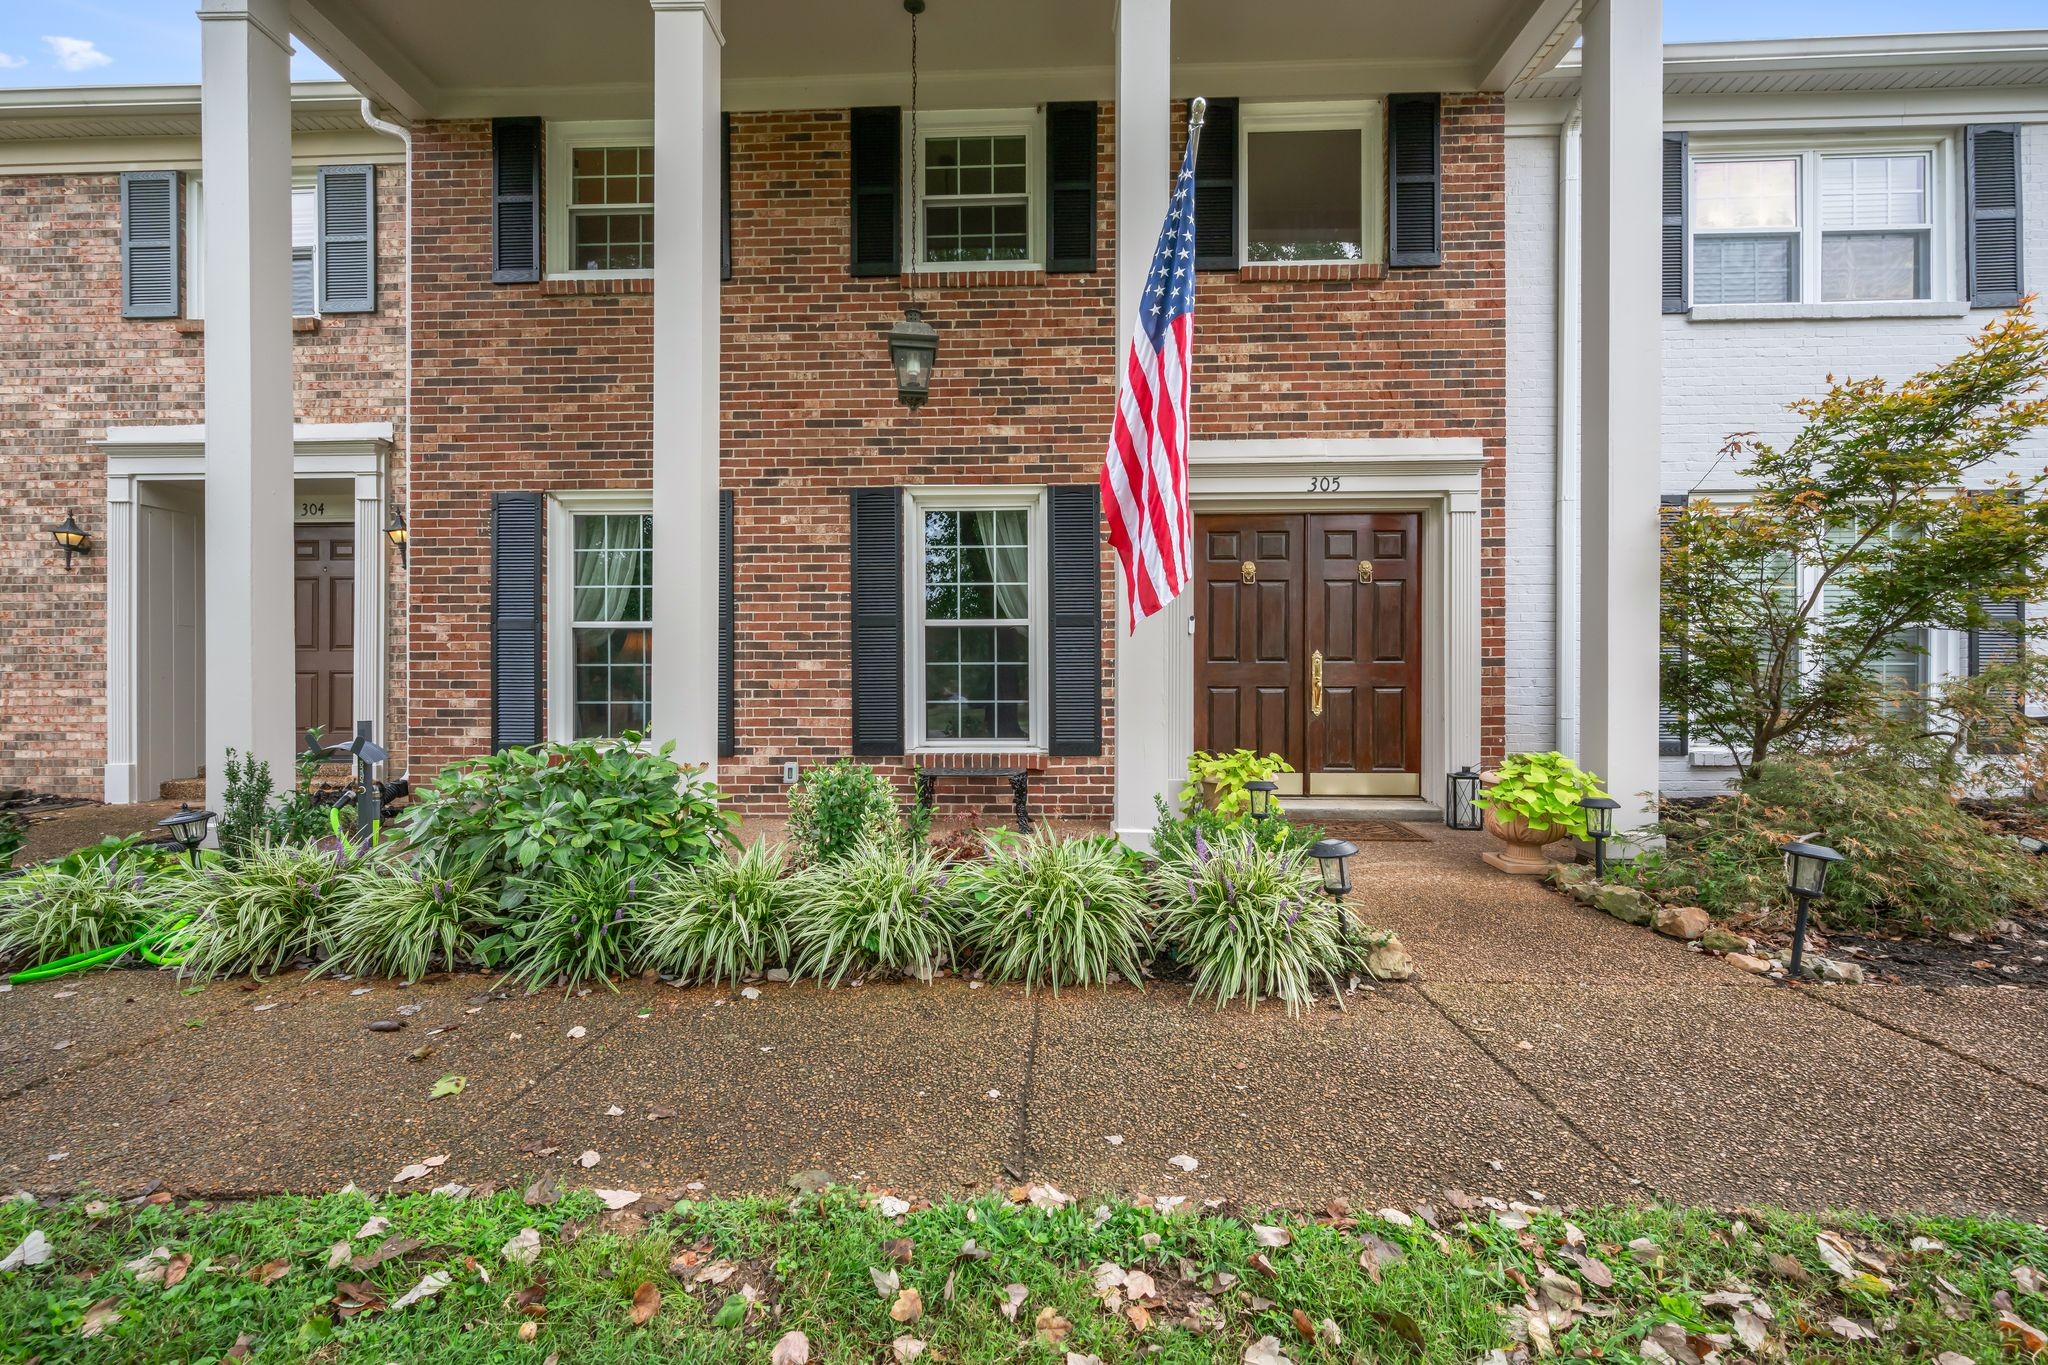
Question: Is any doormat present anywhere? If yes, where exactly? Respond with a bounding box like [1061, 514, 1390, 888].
[1310, 819, 1429, 844]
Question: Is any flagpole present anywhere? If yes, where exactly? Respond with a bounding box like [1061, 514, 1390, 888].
[1186, 95, 1207, 165]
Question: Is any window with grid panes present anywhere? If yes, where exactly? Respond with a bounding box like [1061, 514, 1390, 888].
[920, 506, 1033, 742]
[569, 513, 654, 739]
[922, 134, 1030, 264]
[570, 145, 654, 272]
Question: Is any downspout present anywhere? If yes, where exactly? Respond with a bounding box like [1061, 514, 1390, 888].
[359, 98, 413, 785]
[1554, 109, 1583, 760]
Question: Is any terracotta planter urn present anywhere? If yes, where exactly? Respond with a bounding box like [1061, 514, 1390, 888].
[1478, 772, 1566, 875]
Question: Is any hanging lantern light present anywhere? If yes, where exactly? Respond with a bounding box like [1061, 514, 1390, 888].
[1446, 765, 1482, 831]
[1244, 780, 1278, 823]
[887, 304, 939, 407]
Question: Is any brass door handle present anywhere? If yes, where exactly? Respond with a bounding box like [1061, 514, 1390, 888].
[1311, 650, 1324, 717]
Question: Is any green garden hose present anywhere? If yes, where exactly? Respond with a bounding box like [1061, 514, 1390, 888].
[6, 915, 195, 984]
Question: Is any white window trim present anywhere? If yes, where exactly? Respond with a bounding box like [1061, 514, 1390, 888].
[903, 486, 1048, 753]
[903, 108, 1044, 274]
[1687, 132, 1959, 311]
[1236, 100, 1383, 268]
[546, 489, 654, 743]
[186, 174, 321, 320]
[546, 120, 656, 280]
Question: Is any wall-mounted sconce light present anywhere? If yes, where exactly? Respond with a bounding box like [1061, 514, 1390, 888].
[50, 512, 91, 571]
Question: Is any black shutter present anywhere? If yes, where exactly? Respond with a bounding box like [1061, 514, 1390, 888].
[316, 164, 376, 313]
[1045, 101, 1097, 273]
[849, 106, 901, 277]
[491, 117, 543, 284]
[718, 490, 736, 758]
[1192, 97, 1237, 271]
[1047, 485, 1103, 756]
[1659, 494, 1688, 756]
[721, 112, 734, 283]
[1967, 123, 2024, 309]
[490, 492, 545, 751]
[849, 488, 904, 754]
[1662, 131, 1689, 314]
[1971, 596, 2026, 676]
[120, 170, 180, 318]
[1386, 93, 1442, 268]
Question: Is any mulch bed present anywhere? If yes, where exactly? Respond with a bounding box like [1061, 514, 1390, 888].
[1819, 914, 2048, 988]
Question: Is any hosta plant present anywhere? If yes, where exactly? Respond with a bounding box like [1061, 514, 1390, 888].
[177, 841, 348, 980]
[321, 853, 501, 981]
[637, 840, 798, 986]
[486, 859, 650, 994]
[959, 829, 1150, 993]
[787, 835, 962, 985]
[0, 838, 180, 969]
[1151, 827, 1349, 1014]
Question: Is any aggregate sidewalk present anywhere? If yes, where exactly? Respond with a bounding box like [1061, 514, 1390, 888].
[3, 827, 2044, 1217]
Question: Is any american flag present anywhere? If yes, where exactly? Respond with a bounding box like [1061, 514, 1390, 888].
[1102, 116, 1201, 633]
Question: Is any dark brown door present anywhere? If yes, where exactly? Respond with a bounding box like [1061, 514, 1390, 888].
[294, 524, 355, 744]
[1193, 515, 1305, 784]
[1305, 513, 1422, 795]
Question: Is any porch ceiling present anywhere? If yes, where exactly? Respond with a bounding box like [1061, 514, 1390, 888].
[291, 0, 1577, 121]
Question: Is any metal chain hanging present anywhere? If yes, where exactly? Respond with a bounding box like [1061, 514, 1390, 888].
[906, 0, 922, 301]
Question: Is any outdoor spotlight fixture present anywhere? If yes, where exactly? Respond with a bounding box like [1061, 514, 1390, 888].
[157, 803, 215, 869]
[1780, 838, 1845, 983]
[1244, 780, 1278, 823]
[2017, 834, 2048, 857]
[384, 507, 409, 567]
[887, 305, 939, 408]
[1308, 837, 1358, 900]
[306, 721, 393, 828]
[1580, 796, 1621, 878]
[50, 511, 91, 570]
[1446, 765, 1482, 831]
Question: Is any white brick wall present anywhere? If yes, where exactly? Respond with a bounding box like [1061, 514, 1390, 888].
[1503, 117, 2048, 797]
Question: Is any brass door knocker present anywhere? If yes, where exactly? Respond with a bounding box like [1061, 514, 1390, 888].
[1241, 560, 1257, 584]
[1358, 560, 1374, 583]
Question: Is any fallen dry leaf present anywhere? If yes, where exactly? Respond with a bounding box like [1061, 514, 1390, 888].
[352, 1237, 421, 1273]
[629, 1282, 661, 1326]
[331, 1280, 386, 1318]
[1816, 1232, 1859, 1280]
[892, 1337, 926, 1363]
[1168, 1154, 1199, 1172]
[502, 1228, 542, 1265]
[248, 1257, 290, 1285]
[870, 1266, 901, 1299]
[1243, 1334, 1293, 1365]
[1124, 1268, 1157, 1301]
[391, 1270, 453, 1310]
[770, 1329, 810, 1364]
[1252, 1223, 1293, 1249]
[890, 1286, 924, 1323]
[1826, 1315, 1879, 1343]
[594, 1189, 640, 1211]
[999, 1282, 1029, 1321]
[356, 1216, 391, 1238]
[325, 1242, 352, 1271]
[1035, 1305, 1072, 1344]
[2017, 1266, 2047, 1297]
[1291, 1307, 1316, 1340]
[577, 1151, 601, 1169]
[1998, 1310, 2047, 1354]
[79, 1297, 122, 1338]
[1360, 1233, 1405, 1280]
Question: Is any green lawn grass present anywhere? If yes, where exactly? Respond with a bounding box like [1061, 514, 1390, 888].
[2, 1186, 2044, 1363]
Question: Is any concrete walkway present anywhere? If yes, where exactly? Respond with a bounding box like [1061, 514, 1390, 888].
[3, 826, 2045, 1216]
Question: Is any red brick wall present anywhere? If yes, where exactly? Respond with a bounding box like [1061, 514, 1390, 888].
[0, 167, 406, 799]
[406, 96, 1507, 820]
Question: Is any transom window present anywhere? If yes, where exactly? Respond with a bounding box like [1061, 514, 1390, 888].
[1238, 103, 1378, 265]
[569, 512, 653, 740]
[1691, 146, 1941, 305]
[570, 146, 654, 272]
[907, 493, 1045, 749]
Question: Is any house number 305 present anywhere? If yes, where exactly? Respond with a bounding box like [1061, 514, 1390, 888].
[1306, 476, 1342, 493]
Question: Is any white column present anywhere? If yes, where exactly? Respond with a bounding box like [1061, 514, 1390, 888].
[1578, 0, 1663, 833]
[1109, 0, 1176, 844]
[199, 0, 295, 817]
[1446, 491, 1482, 777]
[103, 475, 139, 804]
[649, 0, 723, 769]
[352, 470, 387, 747]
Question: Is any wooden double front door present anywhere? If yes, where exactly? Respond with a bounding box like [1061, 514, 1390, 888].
[1194, 513, 1422, 797]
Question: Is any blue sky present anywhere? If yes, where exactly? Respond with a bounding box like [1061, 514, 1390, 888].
[0, 0, 2043, 88]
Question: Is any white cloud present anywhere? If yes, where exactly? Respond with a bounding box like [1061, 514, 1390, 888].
[0, 52, 28, 70]
[43, 36, 113, 73]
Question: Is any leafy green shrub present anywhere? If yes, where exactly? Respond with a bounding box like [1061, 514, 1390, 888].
[321, 853, 501, 981]
[787, 835, 961, 985]
[0, 838, 180, 968]
[1151, 827, 1350, 1014]
[399, 735, 734, 902]
[637, 840, 797, 986]
[216, 748, 276, 861]
[178, 842, 346, 980]
[1613, 751, 2048, 935]
[1181, 749, 1295, 817]
[959, 829, 1150, 992]
[1150, 794, 1322, 862]
[1476, 751, 1608, 839]
[0, 811, 24, 869]
[786, 760, 901, 864]
[486, 860, 649, 994]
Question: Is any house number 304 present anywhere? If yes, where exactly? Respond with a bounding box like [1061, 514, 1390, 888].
[1306, 476, 1342, 493]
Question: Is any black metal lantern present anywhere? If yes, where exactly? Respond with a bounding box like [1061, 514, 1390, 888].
[1244, 780, 1278, 823]
[385, 508, 409, 567]
[50, 512, 91, 570]
[2016, 834, 2048, 857]
[1580, 796, 1620, 878]
[887, 305, 939, 408]
[1446, 765, 1482, 831]
[1308, 837, 1358, 899]
[1780, 838, 1844, 981]
[157, 803, 214, 869]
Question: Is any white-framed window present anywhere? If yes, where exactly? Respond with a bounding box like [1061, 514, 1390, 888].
[1690, 140, 1950, 305]
[905, 488, 1046, 750]
[1238, 101, 1381, 265]
[908, 109, 1041, 270]
[546, 121, 655, 277]
[186, 176, 320, 319]
[546, 492, 654, 741]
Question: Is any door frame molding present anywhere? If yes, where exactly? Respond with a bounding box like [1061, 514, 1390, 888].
[1114, 437, 1486, 843]
[97, 423, 393, 804]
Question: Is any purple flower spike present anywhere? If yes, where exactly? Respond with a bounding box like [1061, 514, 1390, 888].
[1186, 878, 1200, 904]
[1193, 829, 1212, 863]
[1221, 871, 1236, 902]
